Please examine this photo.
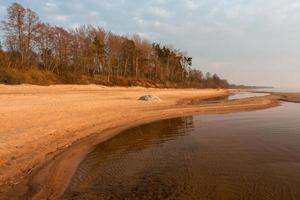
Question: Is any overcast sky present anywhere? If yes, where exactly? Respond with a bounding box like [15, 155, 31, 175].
[1, 0, 300, 88]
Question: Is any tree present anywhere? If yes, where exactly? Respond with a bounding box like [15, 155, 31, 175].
[1, 3, 26, 66]
[24, 7, 40, 66]
[35, 23, 54, 71]
[0, 3, 229, 88]
[92, 35, 105, 74]
[1, 3, 40, 67]
[122, 38, 135, 77]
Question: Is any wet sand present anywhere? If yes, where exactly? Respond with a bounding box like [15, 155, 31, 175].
[0, 85, 290, 199]
[273, 92, 300, 103]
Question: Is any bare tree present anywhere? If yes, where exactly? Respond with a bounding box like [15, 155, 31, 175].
[0, 3, 229, 88]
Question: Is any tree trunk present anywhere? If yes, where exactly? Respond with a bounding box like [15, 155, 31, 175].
[135, 56, 139, 80]
[124, 56, 129, 77]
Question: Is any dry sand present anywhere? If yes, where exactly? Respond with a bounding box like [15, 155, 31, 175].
[0, 84, 283, 199]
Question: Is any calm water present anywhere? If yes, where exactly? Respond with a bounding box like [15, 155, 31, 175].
[228, 92, 268, 100]
[192, 91, 268, 104]
[61, 103, 300, 200]
[254, 88, 300, 93]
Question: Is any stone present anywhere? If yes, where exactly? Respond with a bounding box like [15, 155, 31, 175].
[138, 95, 161, 101]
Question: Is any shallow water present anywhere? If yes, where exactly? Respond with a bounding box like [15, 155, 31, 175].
[61, 103, 300, 200]
[228, 92, 268, 100]
[191, 91, 268, 104]
[255, 88, 300, 93]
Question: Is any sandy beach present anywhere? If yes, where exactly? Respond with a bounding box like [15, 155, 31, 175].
[0, 85, 284, 199]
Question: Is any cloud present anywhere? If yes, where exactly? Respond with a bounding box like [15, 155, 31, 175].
[152, 0, 170, 5]
[0, 4, 6, 12]
[153, 21, 162, 27]
[88, 11, 99, 17]
[148, 7, 170, 18]
[133, 16, 146, 25]
[53, 15, 69, 22]
[225, 5, 241, 18]
[186, 0, 201, 10]
[45, 2, 56, 8]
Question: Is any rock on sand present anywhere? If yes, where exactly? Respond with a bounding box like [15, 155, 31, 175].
[138, 95, 161, 101]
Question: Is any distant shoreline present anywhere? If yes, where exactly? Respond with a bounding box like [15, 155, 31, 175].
[0, 85, 298, 200]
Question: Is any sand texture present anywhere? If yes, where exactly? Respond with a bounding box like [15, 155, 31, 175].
[0, 84, 283, 199]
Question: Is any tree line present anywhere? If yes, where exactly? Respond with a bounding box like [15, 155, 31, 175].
[0, 3, 229, 88]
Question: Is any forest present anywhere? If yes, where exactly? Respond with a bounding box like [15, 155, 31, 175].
[0, 3, 229, 88]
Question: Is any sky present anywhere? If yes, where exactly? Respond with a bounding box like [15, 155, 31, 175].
[1, 0, 300, 88]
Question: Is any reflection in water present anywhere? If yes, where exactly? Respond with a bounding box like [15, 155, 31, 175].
[228, 92, 268, 100]
[61, 103, 300, 200]
[190, 92, 269, 105]
[191, 95, 229, 104]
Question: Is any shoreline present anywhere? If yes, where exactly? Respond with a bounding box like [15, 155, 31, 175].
[0, 85, 295, 199]
[0, 85, 231, 199]
[27, 97, 280, 200]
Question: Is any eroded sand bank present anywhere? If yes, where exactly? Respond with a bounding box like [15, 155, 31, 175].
[0, 85, 285, 199]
